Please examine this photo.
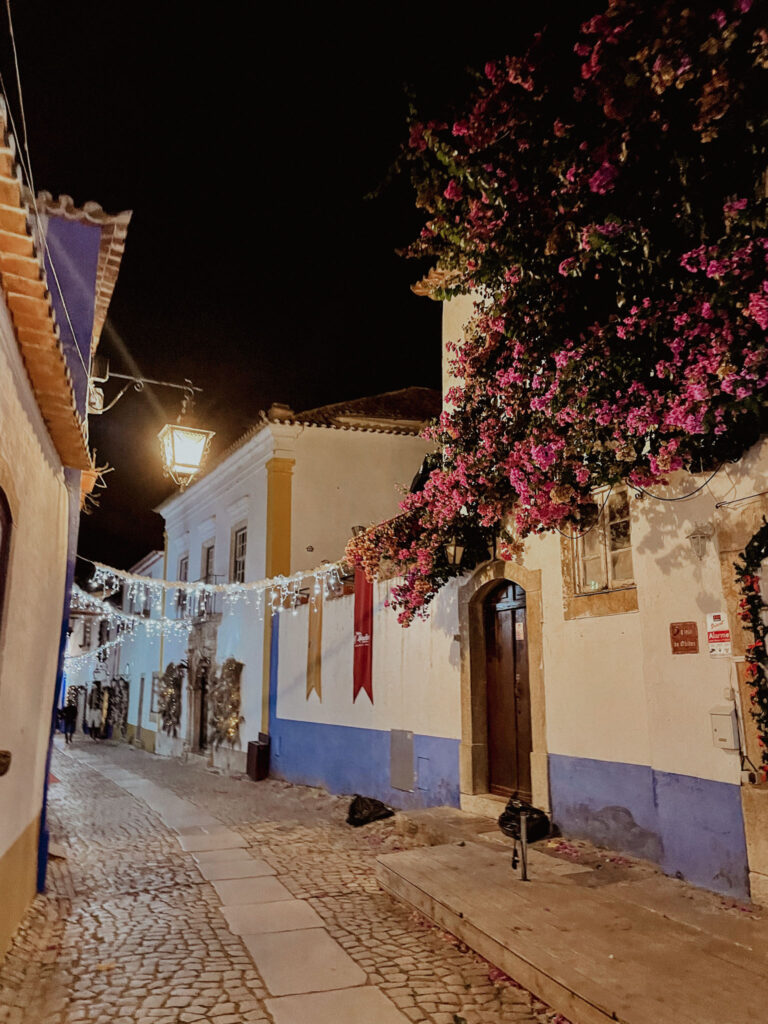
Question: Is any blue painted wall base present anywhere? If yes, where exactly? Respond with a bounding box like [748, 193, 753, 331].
[267, 613, 459, 809]
[269, 719, 460, 809]
[549, 753, 749, 898]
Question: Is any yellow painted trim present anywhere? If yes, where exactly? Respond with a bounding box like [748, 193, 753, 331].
[261, 456, 294, 734]
[261, 614, 272, 735]
[265, 456, 294, 577]
[0, 816, 39, 960]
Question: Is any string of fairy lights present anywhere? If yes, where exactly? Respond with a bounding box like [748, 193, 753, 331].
[64, 559, 350, 668]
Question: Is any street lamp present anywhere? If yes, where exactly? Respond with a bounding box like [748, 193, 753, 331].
[444, 536, 465, 568]
[158, 421, 215, 490]
[88, 357, 214, 490]
[157, 386, 214, 491]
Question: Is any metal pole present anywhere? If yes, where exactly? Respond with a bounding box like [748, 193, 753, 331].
[520, 811, 529, 882]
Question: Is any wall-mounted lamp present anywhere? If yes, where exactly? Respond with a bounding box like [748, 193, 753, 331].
[687, 522, 715, 561]
[88, 357, 214, 491]
[445, 536, 465, 568]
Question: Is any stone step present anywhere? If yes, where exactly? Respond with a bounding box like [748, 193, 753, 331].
[377, 840, 768, 1024]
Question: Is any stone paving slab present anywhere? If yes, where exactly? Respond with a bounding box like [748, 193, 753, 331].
[1, 740, 579, 1024]
[266, 985, 410, 1023]
[197, 858, 276, 881]
[192, 846, 254, 863]
[378, 840, 768, 1024]
[178, 829, 247, 852]
[212, 875, 293, 905]
[244, 926, 367, 995]
[222, 899, 324, 935]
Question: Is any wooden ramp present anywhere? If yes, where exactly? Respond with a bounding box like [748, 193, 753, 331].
[377, 842, 768, 1024]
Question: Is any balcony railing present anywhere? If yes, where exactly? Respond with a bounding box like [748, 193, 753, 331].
[177, 574, 224, 620]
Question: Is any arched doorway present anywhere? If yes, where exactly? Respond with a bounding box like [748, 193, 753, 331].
[484, 581, 532, 801]
[458, 560, 548, 813]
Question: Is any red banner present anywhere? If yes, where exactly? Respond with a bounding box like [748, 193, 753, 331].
[353, 569, 373, 703]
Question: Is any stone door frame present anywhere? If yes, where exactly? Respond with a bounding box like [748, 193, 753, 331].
[458, 560, 550, 812]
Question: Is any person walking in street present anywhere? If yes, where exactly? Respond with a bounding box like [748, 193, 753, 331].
[62, 702, 77, 744]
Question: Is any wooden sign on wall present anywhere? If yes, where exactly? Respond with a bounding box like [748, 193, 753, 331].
[669, 621, 699, 655]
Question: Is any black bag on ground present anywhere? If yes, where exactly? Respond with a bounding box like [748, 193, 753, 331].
[498, 797, 549, 842]
[346, 794, 395, 827]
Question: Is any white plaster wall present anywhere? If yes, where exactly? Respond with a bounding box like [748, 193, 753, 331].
[532, 531, 652, 769]
[527, 462, 766, 786]
[276, 579, 461, 739]
[157, 434, 274, 749]
[441, 292, 475, 404]
[290, 428, 433, 572]
[440, 294, 761, 788]
[0, 299, 68, 860]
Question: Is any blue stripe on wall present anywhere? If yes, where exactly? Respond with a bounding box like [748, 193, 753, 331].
[549, 753, 749, 898]
[269, 718, 460, 810]
[266, 609, 459, 809]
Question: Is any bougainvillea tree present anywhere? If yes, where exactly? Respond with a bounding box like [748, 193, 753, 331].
[735, 521, 768, 772]
[347, 0, 768, 624]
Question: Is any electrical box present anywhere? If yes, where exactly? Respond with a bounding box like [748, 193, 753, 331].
[709, 706, 739, 751]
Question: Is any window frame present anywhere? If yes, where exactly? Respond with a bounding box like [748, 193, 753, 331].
[176, 554, 189, 616]
[230, 523, 247, 584]
[572, 485, 635, 596]
[201, 541, 215, 584]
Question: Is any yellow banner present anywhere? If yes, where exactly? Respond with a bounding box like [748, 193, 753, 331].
[306, 590, 323, 700]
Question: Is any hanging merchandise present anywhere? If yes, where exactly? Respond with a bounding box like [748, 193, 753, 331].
[353, 569, 373, 703]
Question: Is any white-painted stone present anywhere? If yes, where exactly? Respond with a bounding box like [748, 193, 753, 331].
[245, 927, 366, 996]
[266, 986, 408, 1023]
[191, 847, 254, 864]
[221, 899, 323, 935]
[211, 876, 292, 905]
[178, 831, 246, 852]
[196, 859, 275, 881]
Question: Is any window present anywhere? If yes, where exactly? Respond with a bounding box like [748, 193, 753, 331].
[231, 526, 247, 583]
[574, 486, 634, 594]
[176, 554, 189, 615]
[82, 619, 92, 648]
[202, 542, 215, 584]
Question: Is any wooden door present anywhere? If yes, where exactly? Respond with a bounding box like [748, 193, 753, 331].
[484, 582, 532, 801]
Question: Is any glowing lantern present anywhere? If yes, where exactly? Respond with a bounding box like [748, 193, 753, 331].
[158, 422, 215, 490]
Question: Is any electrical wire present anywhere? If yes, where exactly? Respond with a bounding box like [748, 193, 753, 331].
[554, 484, 614, 540]
[1, 4, 91, 385]
[630, 464, 721, 502]
[715, 488, 768, 510]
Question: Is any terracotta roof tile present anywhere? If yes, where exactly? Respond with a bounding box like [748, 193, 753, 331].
[276, 387, 441, 434]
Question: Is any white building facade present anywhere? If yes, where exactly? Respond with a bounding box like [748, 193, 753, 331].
[122, 391, 437, 772]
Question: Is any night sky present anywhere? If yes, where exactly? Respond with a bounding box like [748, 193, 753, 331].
[1, 1, 586, 569]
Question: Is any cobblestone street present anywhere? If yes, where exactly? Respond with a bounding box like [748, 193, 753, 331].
[0, 740, 569, 1024]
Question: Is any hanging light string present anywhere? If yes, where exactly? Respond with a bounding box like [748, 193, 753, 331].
[65, 558, 352, 669]
[70, 583, 193, 638]
[83, 556, 348, 599]
[65, 635, 127, 667]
